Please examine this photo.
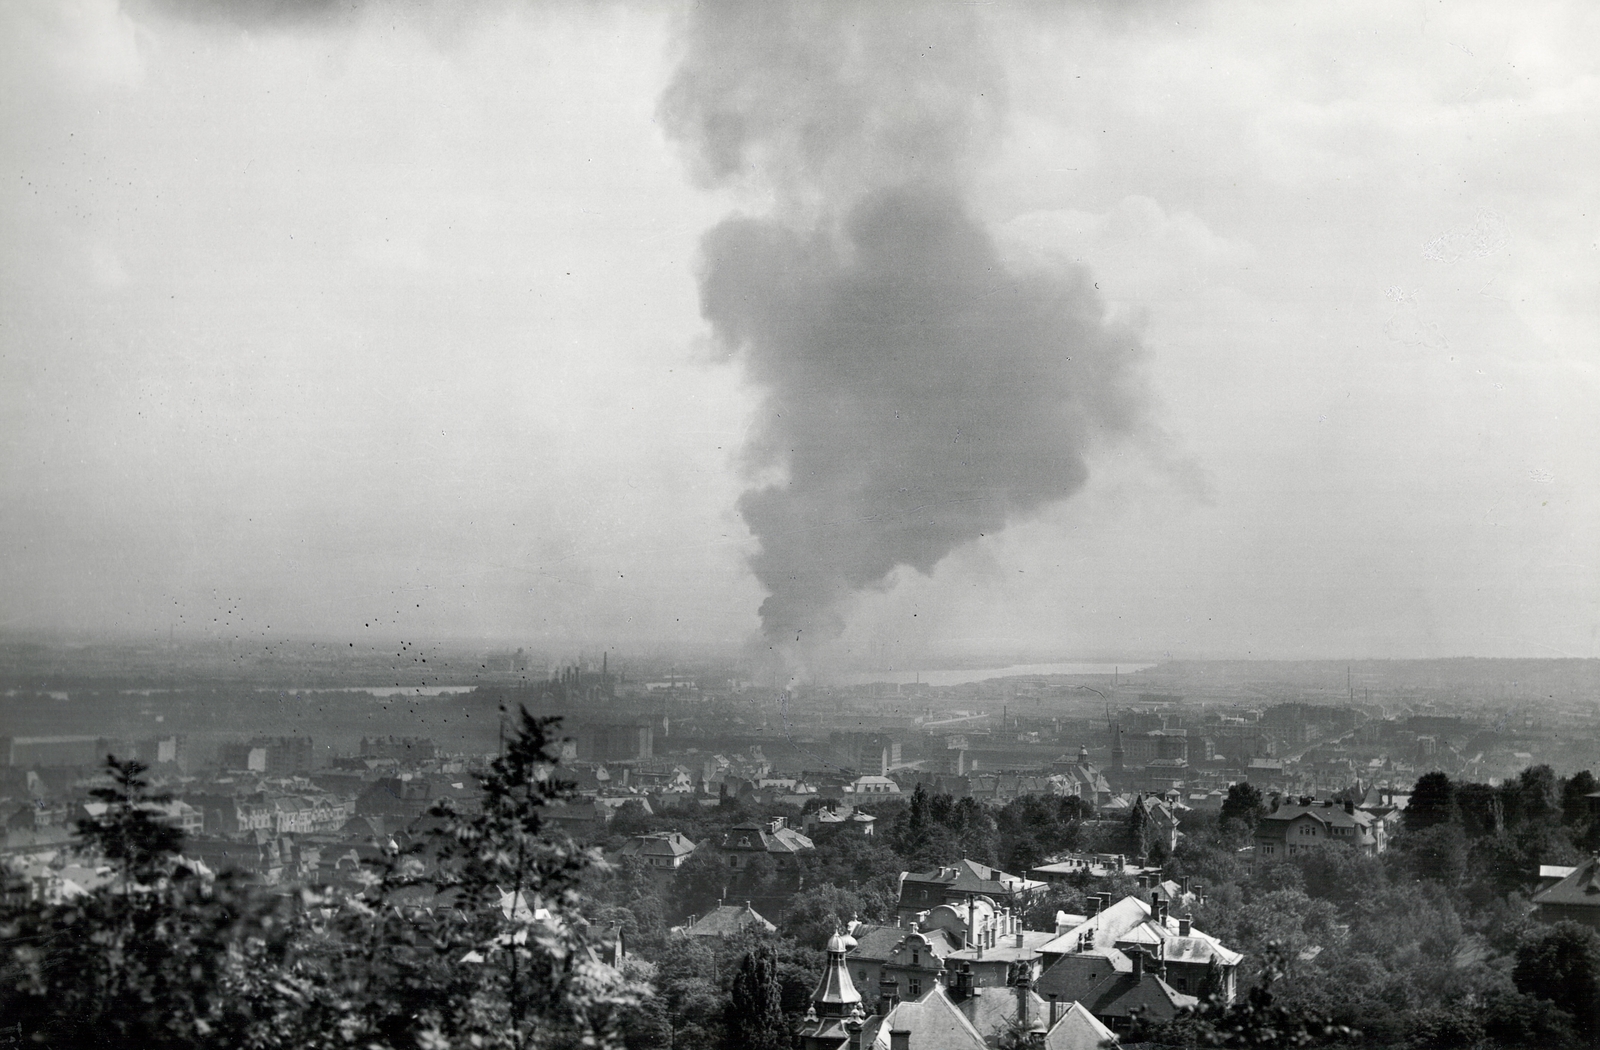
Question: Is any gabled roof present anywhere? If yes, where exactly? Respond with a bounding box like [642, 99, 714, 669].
[621, 831, 695, 858]
[680, 902, 777, 937]
[1087, 970, 1197, 1020]
[863, 987, 987, 1050]
[721, 821, 814, 854]
[1040, 895, 1242, 967]
[954, 987, 1051, 1043]
[901, 858, 1043, 896]
[1044, 1000, 1117, 1050]
[1040, 895, 1151, 955]
[848, 924, 914, 962]
[1534, 857, 1600, 908]
[1261, 803, 1374, 829]
[1035, 948, 1131, 1003]
[846, 924, 962, 965]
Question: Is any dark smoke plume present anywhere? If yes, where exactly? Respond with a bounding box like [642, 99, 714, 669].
[664, 4, 1154, 644]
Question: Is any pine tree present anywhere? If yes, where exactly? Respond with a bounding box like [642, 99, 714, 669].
[723, 941, 786, 1050]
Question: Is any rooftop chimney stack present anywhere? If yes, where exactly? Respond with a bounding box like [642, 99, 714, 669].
[878, 975, 899, 1016]
[952, 963, 975, 1003]
[1131, 949, 1145, 981]
[1179, 917, 1192, 937]
[889, 1030, 910, 1050]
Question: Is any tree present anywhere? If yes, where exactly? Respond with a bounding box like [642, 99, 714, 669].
[1, 716, 645, 1050]
[1514, 920, 1600, 1040]
[1406, 772, 1455, 831]
[722, 942, 786, 1050]
[1128, 942, 1358, 1048]
[424, 707, 644, 1050]
[782, 885, 864, 950]
[1129, 796, 1153, 861]
[1, 756, 292, 1049]
[1400, 822, 1468, 886]
[1564, 771, 1598, 826]
[1519, 765, 1561, 825]
[1220, 782, 1265, 830]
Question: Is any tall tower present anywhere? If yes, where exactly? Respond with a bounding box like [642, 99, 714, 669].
[810, 932, 862, 1019]
[1112, 723, 1125, 774]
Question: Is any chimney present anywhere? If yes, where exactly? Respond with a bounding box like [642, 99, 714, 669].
[1048, 993, 1059, 1027]
[1181, 875, 1192, 894]
[952, 962, 974, 1004]
[890, 1030, 910, 1050]
[1157, 900, 1168, 925]
[1179, 917, 1192, 937]
[1344, 800, 1355, 814]
[878, 974, 899, 1015]
[1016, 931, 1025, 949]
[1131, 950, 1145, 981]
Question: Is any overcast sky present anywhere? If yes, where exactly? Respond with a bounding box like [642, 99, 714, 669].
[2, 1, 1595, 665]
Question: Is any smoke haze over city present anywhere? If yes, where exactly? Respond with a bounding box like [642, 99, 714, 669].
[2, 1, 1596, 665]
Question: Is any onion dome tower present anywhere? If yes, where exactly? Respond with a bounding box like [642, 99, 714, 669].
[811, 931, 863, 1019]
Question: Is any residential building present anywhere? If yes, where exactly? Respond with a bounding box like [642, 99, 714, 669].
[719, 817, 815, 870]
[618, 830, 696, 870]
[846, 925, 958, 1005]
[1029, 852, 1160, 886]
[804, 802, 878, 837]
[1039, 893, 1241, 1004]
[1253, 798, 1386, 866]
[847, 775, 902, 797]
[676, 900, 776, 938]
[1533, 857, 1600, 931]
[896, 859, 1046, 924]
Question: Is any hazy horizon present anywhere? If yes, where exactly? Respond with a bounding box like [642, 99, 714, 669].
[3, 2, 1596, 666]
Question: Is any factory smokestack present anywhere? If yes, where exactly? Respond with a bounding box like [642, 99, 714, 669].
[662, 3, 1154, 647]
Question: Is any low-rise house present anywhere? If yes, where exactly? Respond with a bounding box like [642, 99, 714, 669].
[1037, 946, 1197, 1035]
[944, 928, 1057, 989]
[1039, 893, 1240, 1003]
[847, 775, 902, 797]
[543, 798, 651, 843]
[846, 923, 963, 1004]
[675, 900, 777, 938]
[803, 802, 877, 837]
[896, 859, 1046, 924]
[720, 817, 814, 870]
[618, 831, 696, 870]
[1533, 857, 1600, 931]
[1029, 852, 1159, 885]
[1253, 798, 1386, 866]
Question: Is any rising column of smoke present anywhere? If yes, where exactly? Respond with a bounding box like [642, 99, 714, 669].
[662, 3, 1153, 650]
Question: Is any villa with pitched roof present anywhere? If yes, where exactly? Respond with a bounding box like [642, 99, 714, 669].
[896, 859, 1047, 924]
[1533, 856, 1600, 931]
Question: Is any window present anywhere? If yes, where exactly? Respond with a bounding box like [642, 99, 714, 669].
[912, 951, 920, 967]
[909, 978, 921, 998]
